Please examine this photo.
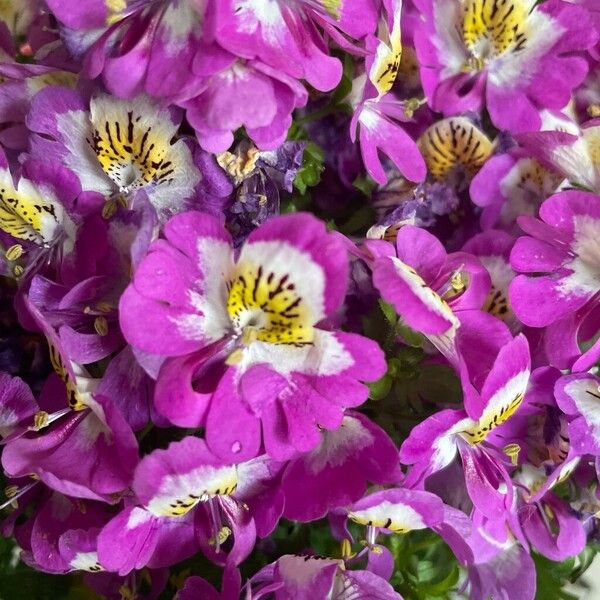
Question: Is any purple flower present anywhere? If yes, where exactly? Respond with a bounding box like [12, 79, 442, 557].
[369, 180, 460, 241]
[515, 465, 586, 561]
[554, 372, 600, 457]
[468, 542, 536, 600]
[219, 140, 306, 245]
[346, 487, 474, 567]
[0, 147, 81, 278]
[280, 411, 401, 521]
[97, 436, 283, 574]
[470, 149, 564, 232]
[248, 553, 403, 599]
[368, 224, 511, 381]
[120, 212, 385, 461]
[400, 334, 531, 518]
[510, 190, 600, 370]
[46, 0, 213, 101]
[0, 301, 139, 502]
[27, 87, 206, 221]
[182, 59, 308, 153]
[212, 0, 359, 93]
[414, 0, 598, 131]
[463, 230, 519, 333]
[516, 119, 600, 194]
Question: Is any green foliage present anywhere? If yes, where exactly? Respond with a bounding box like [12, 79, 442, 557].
[292, 142, 325, 196]
[534, 544, 600, 600]
[387, 530, 462, 600]
[0, 536, 84, 600]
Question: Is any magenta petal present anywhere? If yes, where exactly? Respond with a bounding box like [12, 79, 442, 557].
[205, 368, 262, 462]
[154, 340, 228, 428]
[373, 255, 456, 335]
[97, 507, 160, 576]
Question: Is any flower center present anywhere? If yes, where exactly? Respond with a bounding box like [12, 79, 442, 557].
[418, 118, 494, 181]
[147, 466, 238, 518]
[226, 264, 314, 346]
[91, 106, 176, 196]
[461, 0, 529, 70]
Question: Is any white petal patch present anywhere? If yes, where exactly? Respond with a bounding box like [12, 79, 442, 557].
[550, 135, 598, 192]
[348, 500, 427, 532]
[144, 138, 202, 218]
[433, 0, 470, 77]
[74, 413, 109, 451]
[159, 1, 203, 48]
[146, 464, 238, 517]
[56, 109, 114, 195]
[239, 329, 354, 377]
[391, 257, 459, 333]
[70, 552, 104, 572]
[233, 0, 287, 43]
[559, 214, 600, 297]
[126, 506, 155, 529]
[431, 417, 472, 470]
[563, 378, 600, 442]
[276, 554, 340, 587]
[305, 415, 374, 473]
[173, 237, 234, 342]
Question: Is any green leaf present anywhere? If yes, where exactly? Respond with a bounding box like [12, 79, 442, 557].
[379, 299, 398, 325]
[368, 373, 393, 401]
[352, 174, 378, 197]
[395, 321, 424, 348]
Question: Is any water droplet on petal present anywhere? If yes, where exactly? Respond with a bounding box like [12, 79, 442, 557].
[231, 441, 242, 454]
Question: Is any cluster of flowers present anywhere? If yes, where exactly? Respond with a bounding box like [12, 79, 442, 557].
[1, 0, 600, 598]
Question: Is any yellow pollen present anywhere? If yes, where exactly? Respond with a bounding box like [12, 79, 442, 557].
[94, 316, 109, 336]
[403, 97, 424, 119]
[216, 147, 261, 185]
[13, 265, 24, 278]
[340, 539, 354, 559]
[208, 526, 232, 548]
[32, 411, 49, 431]
[5, 244, 23, 261]
[588, 104, 600, 118]
[503, 443, 521, 466]
[4, 485, 18, 499]
[225, 348, 244, 365]
[119, 585, 136, 600]
[321, 0, 341, 19]
[102, 200, 117, 220]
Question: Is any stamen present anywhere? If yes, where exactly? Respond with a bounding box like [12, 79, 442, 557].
[5, 244, 23, 261]
[588, 104, 600, 118]
[503, 443, 521, 466]
[340, 539, 354, 559]
[208, 498, 225, 553]
[28, 407, 71, 431]
[0, 480, 39, 510]
[102, 200, 117, 220]
[94, 316, 109, 336]
[403, 97, 426, 119]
